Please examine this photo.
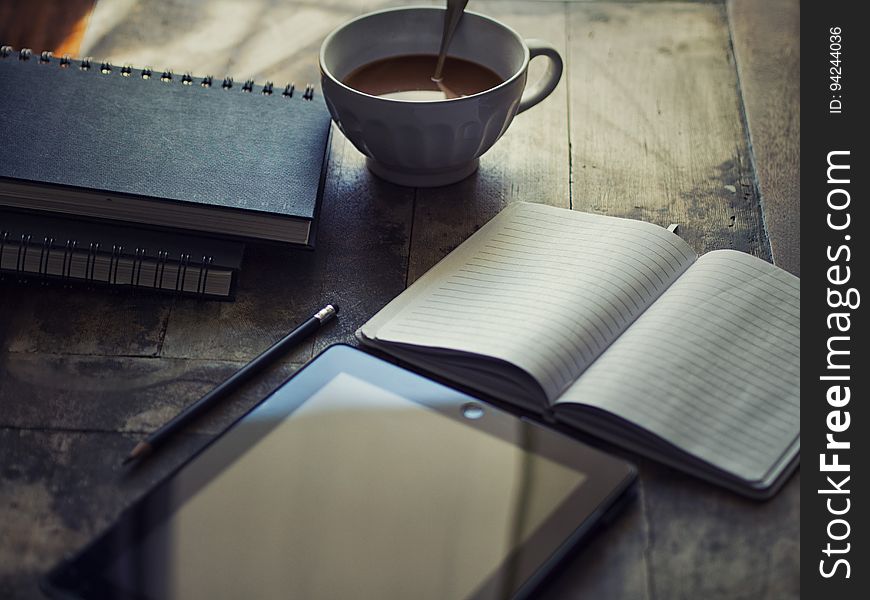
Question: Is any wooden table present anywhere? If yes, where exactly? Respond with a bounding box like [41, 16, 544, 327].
[0, 0, 799, 597]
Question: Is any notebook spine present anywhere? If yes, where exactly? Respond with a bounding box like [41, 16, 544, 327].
[0, 228, 220, 298]
[0, 45, 317, 100]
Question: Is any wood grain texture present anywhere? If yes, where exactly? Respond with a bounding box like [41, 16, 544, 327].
[642, 461, 800, 599]
[728, 0, 800, 276]
[0, 285, 171, 356]
[0, 353, 302, 434]
[0, 428, 210, 599]
[159, 243, 323, 362]
[309, 135, 415, 353]
[407, 0, 572, 283]
[567, 2, 770, 260]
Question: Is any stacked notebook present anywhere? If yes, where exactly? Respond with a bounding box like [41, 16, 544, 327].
[359, 202, 800, 498]
[0, 46, 332, 298]
[1, 210, 243, 299]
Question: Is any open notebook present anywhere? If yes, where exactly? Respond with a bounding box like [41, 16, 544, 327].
[359, 202, 800, 498]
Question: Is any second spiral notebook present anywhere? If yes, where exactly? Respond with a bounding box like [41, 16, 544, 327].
[0, 48, 331, 247]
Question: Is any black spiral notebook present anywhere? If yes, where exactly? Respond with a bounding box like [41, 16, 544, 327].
[1, 209, 244, 299]
[0, 46, 331, 246]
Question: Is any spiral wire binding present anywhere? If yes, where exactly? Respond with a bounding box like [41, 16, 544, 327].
[63, 240, 76, 282]
[154, 250, 168, 289]
[0, 224, 225, 296]
[0, 232, 7, 273]
[109, 244, 122, 285]
[38, 236, 53, 280]
[1, 45, 318, 100]
[197, 255, 213, 297]
[86, 242, 100, 281]
[176, 253, 190, 295]
[133, 248, 145, 287]
[16, 234, 30, 274]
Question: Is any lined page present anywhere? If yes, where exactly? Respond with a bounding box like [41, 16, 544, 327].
[556, 250, 799, 482]
[360, 203, 697, 402]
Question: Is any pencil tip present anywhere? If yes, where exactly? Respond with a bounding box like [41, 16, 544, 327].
[122, 441, 151, 466]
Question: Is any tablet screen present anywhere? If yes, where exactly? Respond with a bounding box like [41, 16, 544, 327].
[104, 372, 588, 600]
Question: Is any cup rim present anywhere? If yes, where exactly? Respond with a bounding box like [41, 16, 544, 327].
[318, 5, 530, 105]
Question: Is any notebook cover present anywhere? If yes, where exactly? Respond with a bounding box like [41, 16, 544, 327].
[0, 49, 331, 242]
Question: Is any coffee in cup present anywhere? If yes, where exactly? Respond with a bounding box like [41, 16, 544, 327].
[320, 7, 563, 187]
[343, 54, 504, 101]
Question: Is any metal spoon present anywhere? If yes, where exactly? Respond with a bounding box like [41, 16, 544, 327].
[432, 0, 469, 84]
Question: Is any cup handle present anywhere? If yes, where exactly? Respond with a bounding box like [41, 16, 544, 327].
[518, 39, 563, 114]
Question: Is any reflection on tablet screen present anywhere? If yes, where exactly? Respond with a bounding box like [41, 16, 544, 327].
[106, 373, 587, 599]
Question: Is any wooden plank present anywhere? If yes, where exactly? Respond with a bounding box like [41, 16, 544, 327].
[159, 243, 323, 362]
[0, 285, 171, 356]
[0, 353, 301, 434]
[728, 0, 800, 276]
[0, 428, 210, 599]
[642, 461, 800, 599]
[310, 138, 416, 353]
[407, 0, 572, 283]
[567, 1, 770, 259]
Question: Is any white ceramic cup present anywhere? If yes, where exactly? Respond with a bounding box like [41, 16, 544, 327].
[319, 6, 563, 187]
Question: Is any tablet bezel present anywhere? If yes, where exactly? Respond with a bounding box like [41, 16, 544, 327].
[43, 344, 636, 600]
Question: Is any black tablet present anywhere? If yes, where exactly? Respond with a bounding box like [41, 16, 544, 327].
[43, 345, 636, 600]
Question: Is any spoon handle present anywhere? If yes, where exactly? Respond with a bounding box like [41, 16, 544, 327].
[433, 0, 469, 81]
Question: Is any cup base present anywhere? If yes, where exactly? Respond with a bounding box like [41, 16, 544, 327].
[366, 158, 480, 187]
